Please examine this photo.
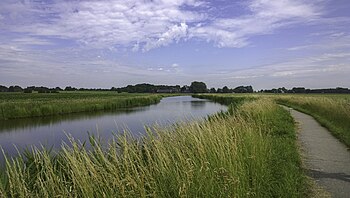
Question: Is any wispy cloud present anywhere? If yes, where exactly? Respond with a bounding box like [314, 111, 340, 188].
[1, 0, 349, 88]
[220, 52, 350, 80]
[0, 0, 323, 51]
[191, 0, 321, 47]
[287, 32, 350, 51]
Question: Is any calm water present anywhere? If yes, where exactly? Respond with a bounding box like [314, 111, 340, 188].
[0, 96, 226, 160]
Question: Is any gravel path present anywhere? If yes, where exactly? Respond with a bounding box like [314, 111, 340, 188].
[285, 107, 350, 198]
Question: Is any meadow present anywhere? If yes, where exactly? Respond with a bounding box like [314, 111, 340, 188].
[0, 92, 163, 120]
[197, 93, 350, 148]
[0, 97, 306, 197]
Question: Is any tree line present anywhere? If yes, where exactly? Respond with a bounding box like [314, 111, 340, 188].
[260, 87, 350, 94]
[2, 84, 349, 94]
[0, 82, 255, 94]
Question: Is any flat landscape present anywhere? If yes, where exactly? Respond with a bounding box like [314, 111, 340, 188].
[1, 0, 349, 197]
[0, 92, 349, 197]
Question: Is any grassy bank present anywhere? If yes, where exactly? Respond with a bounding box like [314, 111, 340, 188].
[0, 92, 163, 120]
[194, 94, 255, 105]
[275, 94, 350, 147]
[0, 98, 306, 197]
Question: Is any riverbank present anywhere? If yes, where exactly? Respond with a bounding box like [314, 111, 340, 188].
[0, 92, 163, 120]
[0, 98, 306, 197]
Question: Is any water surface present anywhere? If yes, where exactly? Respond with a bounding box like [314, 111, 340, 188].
[0, 96, 226, 160]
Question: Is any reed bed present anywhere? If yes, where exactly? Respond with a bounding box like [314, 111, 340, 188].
[0, 92, 162, 120]
[276, 95, 350, 147]
[0, 98, 305, 197]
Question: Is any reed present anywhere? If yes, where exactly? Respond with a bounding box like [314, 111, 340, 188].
[0, 92, 163, 120]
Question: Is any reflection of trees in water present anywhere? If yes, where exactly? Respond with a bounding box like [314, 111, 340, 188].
[190, 101, 207, 109]
[0, 107, 148, 133]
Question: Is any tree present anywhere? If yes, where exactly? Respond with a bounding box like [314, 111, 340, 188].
[65, 86, 77, 91]
[0, 85, 8, 92]
[23, 88, 32, 93]
[292, 87, 306, 93]
[222, 86, 230, 93]
[8, 85, 23, 92]
[180, 85, 190, 93]
[189, 81, 207, 93]
[233, 86, 253, 93]
[111, 87, 117, 91]
[209, 88, 216, 93]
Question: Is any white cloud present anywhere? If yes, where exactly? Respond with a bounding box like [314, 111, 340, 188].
[143, 23, 188, 51]
[190, 0, 321, 47]
[0, 0, 322, 50]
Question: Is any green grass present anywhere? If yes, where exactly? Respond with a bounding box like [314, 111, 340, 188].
[275, 94, 350, 147]
[0, 92, 164, 120]
[0, 98, 306, 197]
[197, 93, 350, 148]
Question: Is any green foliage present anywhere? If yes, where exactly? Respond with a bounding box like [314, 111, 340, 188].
[193, 94, 256, 106]
[0, 92, 163, 120]
[0, 98, 305, 197]
[189, 81, 207, 93]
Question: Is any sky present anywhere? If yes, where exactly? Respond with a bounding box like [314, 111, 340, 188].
[0, 0, 349, 90]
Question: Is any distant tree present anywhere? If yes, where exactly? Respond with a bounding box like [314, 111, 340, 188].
[233, 86, 253, 93]
[292, 87, 306, 93]
[50, 89, 59, 93]
[35, 86, 50, 93]
[189, 81, 207, 93]
[180, 85, 190, 93]
[222, 86, 230, 93]
[217, 88, 222, 93]
[209, 88, 216, 93]
[111, 87, 117, 91]
[23, 88, 32, 93]
[116, 88, 122, 93]
[0, 85, 9, 92]
[8, 85, 23, 92]
[65, 86, 77, 91]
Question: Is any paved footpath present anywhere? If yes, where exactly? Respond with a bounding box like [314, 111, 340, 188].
[284, 107, 350, 198]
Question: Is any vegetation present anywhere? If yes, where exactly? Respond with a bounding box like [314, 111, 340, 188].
[275, 94, 350, 147]
[198, 93, 350, 147]
[0, 98, 306, 197]
[116, 83, 181, 93]
[189, 81, 207, 93]
[194, 94, 257, 106]
[260, 87, 350, 94]
[0, 92, 163, 120]
[0, 82, 257, 94]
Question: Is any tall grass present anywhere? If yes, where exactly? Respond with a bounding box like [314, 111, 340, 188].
[0, 99, 306, 197]
[0, 92, 163, 120]
[276, 95, 350, 147]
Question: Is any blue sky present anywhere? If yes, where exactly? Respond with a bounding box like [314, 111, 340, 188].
[0, 0, 349, 89]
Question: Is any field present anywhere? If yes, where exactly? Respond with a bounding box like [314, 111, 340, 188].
[0, 92, 163, 120]
[197, 93, 350, 148]
[0, 97, 306, 197]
